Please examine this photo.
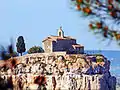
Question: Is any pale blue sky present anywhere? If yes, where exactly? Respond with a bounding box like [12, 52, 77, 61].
[0, 0, 120, 51]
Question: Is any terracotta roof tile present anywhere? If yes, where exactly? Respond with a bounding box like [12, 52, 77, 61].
[42, 35, 75, 42]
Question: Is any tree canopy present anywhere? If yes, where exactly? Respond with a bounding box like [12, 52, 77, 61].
[28, 46, 44, 54]
[71, 0, 120, 46]
[16, 36, 26, 56]
[0, 44, 18, 60]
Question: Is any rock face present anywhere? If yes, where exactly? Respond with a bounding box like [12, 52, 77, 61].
[46, 73, 116, 90]
[116, 76, 120, 90]
[0, 53, 116, 90]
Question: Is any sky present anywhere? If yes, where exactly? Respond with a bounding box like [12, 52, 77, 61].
[0, 0, 120, 51]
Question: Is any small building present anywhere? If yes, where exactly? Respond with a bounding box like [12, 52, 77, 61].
[42, 27, 84, 54]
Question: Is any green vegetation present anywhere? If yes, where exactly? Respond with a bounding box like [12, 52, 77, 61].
[0, 44, 18, 60]
[71, 0, 120, 45]
[93, 54, 103, 56]
[28, 46, 44, 54]
[6, 51, 18, 58]
[96, 59, 104, 62]
[16, 36, 26, 56]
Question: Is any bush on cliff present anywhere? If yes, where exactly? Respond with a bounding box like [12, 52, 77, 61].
[28, 46, 44, 54]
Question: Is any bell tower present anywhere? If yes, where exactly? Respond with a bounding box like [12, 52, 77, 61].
[58, 26, 64, 38]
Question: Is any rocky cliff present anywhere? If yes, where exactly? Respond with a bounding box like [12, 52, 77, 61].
[0, 53, 116, 90]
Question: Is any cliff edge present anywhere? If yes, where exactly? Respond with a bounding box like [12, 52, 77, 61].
[0, 53, 116, 90]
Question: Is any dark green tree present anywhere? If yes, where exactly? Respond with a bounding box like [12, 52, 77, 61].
[28, 46, 44, 54]
[16, 36, 26, 56]
[0, 44, 18, 60]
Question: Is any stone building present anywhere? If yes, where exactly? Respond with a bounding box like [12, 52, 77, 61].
[42, 27, 84, 54]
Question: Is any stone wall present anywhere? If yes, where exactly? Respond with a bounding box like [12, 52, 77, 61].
[52, 39, 76, 52]
[42, 40, 52, 53]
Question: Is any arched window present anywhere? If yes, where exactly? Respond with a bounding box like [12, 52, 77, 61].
[59, 31, 61, 37]
[57, 27, 64, 37]
[92, 76, 94, 81]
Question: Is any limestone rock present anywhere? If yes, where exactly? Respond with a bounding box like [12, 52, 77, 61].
[0, 53, 116, 90]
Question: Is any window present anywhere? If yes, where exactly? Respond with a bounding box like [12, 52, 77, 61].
[59, 31, 61, 37]
[92, 76, 94, 81]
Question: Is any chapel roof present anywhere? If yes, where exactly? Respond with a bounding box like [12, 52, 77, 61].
[42, 35, 76, 42]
